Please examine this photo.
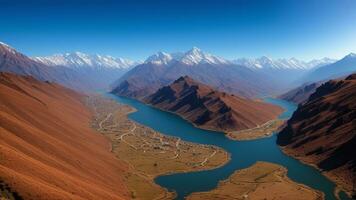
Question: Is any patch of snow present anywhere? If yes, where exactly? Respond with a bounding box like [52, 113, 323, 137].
[345, 53, 356, 58]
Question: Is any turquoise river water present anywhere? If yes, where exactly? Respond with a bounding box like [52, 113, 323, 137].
[107, 94, 352, 200]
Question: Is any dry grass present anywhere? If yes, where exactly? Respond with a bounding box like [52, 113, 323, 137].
[187, 161, 324, 200]
[87, 95, 230, 200]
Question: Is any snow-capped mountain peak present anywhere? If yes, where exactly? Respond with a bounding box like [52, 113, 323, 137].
[181, 47, 229, 65]
[258, 56, 273, 63]
[0, 42, 18, 55]
[186, 47, 203, 57]
[145, 47, 229, 66]
[33, 52, 138, 69]
[345, 52, 356, 59]
[145, 52, 173, 65]
[180, 47, 205, 65]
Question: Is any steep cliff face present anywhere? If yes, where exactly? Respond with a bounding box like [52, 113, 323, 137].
[0, 73, 129, 200]
[277, 74, 356, 195]
[145, 76, 283, 132]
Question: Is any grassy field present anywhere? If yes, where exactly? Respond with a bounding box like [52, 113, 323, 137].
[87, 96, 230, 200]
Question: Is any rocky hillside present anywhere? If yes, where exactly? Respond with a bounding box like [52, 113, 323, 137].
[277, 74, 356, 196]
[145, 76, 283, 132]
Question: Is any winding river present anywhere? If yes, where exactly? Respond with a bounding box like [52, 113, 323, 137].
[107, 94, 351, 200]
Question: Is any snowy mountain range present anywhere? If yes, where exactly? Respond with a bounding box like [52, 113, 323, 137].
[0, 42, 91, 90]
[32, 47, 336, 73]
[233, 56, 336, 70]
[111, 47, 281, 99]
[33, 52, 139, 69]
[111, 47, 355, 100]
[0, 41, 140, 91]
[142, 47, 336, 70]
[32, 52, 141, 90]
[145, 47, 229, 65]
[2, 40, 353, 97]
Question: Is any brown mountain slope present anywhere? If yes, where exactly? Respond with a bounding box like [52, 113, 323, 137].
[145, 76, 283, 132]
[0, 72, 129, 200]
[279, 82, 322, 105]
[277, 74, 356, 196]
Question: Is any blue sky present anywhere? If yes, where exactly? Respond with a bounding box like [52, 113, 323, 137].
[1, 0, 356, 61]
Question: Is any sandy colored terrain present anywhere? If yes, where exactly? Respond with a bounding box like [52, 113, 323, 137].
[187, 162, 324, 200]
[227, 119, 285, 140]
[87, 95, 230, 200]
[0, 73, 129, 200]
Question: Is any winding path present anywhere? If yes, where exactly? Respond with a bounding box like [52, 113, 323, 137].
[200, 150, 217, 166]
[98, 113, 112, 131]
[170, 138, 181, 159]
[119, 123, 137, 150]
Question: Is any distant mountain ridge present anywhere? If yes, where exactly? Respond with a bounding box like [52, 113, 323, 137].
[111, 47, 339, 99]
[0, 41, 137, 91]
[144, 76, 283, 132]
[299, 53, 356, 84]
[0, 41, 84, 89]
[111, 62, 277, 99]
[2, 41, 353, 96]
[234, 56, 336, 89]
[33, 52, 139, 69]
[34, 52, 140, 90]
[233, 56, 335, 70]
[144, 47, 334, 69]
[112, 47, 284, 99]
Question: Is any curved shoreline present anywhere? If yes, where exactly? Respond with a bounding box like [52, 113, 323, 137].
[187, 161, 324, 200]
[114, 93, 286, 141]
[110, 94, 351, 200]
[279, 146, 354, 199]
